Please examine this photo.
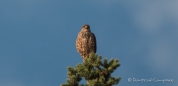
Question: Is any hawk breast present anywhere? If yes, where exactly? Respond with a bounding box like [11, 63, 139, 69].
[76, 31, 96, 59]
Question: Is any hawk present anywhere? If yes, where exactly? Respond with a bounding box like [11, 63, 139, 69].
[76, 24, 97, 61]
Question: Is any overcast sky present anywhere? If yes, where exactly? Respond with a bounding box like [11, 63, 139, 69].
[0, 0, 178, 86]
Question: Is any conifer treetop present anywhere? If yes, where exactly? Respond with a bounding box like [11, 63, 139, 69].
[61, 53, 121, 86]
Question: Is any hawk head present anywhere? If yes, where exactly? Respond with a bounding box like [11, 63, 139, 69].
[81, 24, 91, 32]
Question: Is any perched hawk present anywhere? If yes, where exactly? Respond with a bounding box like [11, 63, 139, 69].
[76, 24, 97, 61]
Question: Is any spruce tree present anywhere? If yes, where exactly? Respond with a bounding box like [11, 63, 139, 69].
[61, 53, 121, 86]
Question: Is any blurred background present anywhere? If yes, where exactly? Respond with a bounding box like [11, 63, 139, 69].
[0, 0, 177, 86]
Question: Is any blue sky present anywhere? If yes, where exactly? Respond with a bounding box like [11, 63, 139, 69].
[0, 0, 178, 86]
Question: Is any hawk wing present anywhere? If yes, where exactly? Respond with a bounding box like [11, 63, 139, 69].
[76, 32, 83, 55]
[89, 33, 97, 53]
